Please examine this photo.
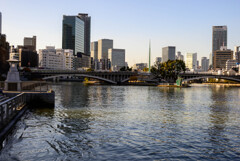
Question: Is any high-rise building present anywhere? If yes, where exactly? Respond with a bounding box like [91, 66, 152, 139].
[91, 41, 98, 70]
[98, 39, 113, 70]
[98, 39, 113, 60]
[78, 13, 91, 56]
[62, 14, 91, 56]
[24, 36, 36, 51]
[176, 51, 184, 61]
[201, 57, 209, 71]
[213, 48, 233, 70]
[186, 53, 197, 70]
[62, 15, 85, 55]
[212, 26, 227, 54]
[108, 48, 125, 71]
[0, 34, 10, 77]
[162, 46, 175, 62]
[0, 12, 2, 34]
[234, 46, 240, 64]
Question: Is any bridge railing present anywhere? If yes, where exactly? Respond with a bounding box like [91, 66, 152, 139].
[0, 93, 26, 128]
[180, 71, 218, 75]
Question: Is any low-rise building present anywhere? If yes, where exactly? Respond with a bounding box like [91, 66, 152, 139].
[213, 47, 233, 70]
[226, 59, 237, 71]
[132, 63, 147, 71]
[39, 46, 74, 70]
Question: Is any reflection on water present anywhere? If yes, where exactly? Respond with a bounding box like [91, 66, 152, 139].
[1, 83, 240, 160]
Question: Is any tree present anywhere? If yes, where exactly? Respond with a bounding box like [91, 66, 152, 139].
[120, 66, 132, 71]
[150, 60, 186, 82]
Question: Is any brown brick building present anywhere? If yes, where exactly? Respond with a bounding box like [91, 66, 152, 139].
[213, 49, 233, 70]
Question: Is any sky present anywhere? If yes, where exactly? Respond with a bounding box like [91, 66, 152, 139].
[0, 0, 240, 66]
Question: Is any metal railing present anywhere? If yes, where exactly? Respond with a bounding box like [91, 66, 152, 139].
[0, 93, 26, 127]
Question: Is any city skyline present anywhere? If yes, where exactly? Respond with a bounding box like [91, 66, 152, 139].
[1, 0, 240, 66]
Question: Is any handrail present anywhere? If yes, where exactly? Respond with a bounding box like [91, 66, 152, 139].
[0, 93, 25, 106]
[0, 93, 26, 127]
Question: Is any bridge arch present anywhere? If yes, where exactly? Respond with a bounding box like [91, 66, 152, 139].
[182, 76, 240, 83]
[42, 74, 117, 84]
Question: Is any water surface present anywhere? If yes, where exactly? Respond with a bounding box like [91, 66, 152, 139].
[1, 83, 240, 160]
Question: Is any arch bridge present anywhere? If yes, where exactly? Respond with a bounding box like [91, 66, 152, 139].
[22, 70, 138, 84]
[179, 73, 240, 83]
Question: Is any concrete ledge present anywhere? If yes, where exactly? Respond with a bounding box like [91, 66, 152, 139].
[4, 91, 55, 108]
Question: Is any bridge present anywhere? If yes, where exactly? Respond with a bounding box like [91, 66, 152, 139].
[21, 70, 138, 84]
[179, 72, 240, 83]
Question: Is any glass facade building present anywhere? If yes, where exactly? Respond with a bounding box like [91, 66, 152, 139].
[62, 16, 85, 55]
[212, 26, 227, 54]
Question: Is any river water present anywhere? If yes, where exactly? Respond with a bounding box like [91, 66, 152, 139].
[1, 82, 240, 160]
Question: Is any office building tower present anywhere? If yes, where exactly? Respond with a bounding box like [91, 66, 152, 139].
[39, 46, 74, 70]
[91, 41, 98, 70]
[62, 15, 85, 55]
[0, 12, 2, 34]
[176, 51, 184, 61]
[212, 26, 227, 54]
[234, 46, 240, 64]
[162, 46, 175, 62]
[98, 39, 113, 70]
[108, 48, 125, 71]
[24, 36, 36, 51]
[62, 14, 91, 56]
[186, 53, 197, 70]
[98, 39, 113, 59]
[201, 57, 209, 71]
[78, 13, 91, 56]
[213, 48, 233, 70]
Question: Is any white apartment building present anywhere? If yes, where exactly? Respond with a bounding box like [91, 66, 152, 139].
[186, 53, 197, 70]
[39, 46, 74, 70]
[226, 59, 237, 71]
[108, 48, 125, 71]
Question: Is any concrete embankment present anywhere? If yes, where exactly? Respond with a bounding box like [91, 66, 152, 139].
[0, 91, 55, 149]
[4, 91, 55, 107]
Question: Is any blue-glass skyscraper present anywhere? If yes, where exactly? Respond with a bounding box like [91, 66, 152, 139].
[62, 15, 85, 55]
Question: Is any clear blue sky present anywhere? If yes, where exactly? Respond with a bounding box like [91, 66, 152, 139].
[1, 0, 240, 66]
